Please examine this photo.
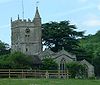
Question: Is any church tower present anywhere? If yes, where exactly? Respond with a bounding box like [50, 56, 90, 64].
[11, 7, 42, 56]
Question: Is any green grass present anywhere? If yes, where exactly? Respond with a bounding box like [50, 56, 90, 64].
[0, 79, 100, 85]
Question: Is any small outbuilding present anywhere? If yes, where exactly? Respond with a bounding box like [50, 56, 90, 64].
[80, 59, 95, 78]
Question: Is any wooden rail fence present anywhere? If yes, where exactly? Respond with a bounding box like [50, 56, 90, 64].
[0, 69, 70, 78]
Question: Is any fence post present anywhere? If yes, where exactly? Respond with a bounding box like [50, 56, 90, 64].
[22, 69, 23, 78]
[58, 70, 60, 78]
[67, 70, 69, 79]
[9, 69, 10, 78]
[45, 70, 49, 79]
[35, 70, 36, 78]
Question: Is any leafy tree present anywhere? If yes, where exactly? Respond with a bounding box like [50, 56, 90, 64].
[7, 52, 33, 69]
[79, 30, 100, 77]
[0, 40, 10, 55]
[0, 54, 10, 69]
[42, 21, 84, 52]
[93, 47, 100, 77]
[93, 57, 100, 77]
[79, 30, 100, 60]
[40, 57, 58, 70]
[0, 52, 33, 69]
[74, 46, 93, 62]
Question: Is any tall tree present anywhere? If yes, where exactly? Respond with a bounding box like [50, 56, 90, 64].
[79, 30, 100, 76]
[79, 30, 100, 61]
[0, 40, 10, 55]
[42, 21, 84, 52]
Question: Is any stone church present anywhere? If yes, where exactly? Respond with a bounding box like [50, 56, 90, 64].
[11, 7, 94, 78]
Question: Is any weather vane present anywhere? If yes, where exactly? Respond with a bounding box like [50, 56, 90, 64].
[36, 0, 39, 7]
[22, 0, 24, 19]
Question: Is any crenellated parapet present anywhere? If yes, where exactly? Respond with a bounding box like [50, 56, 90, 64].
[11, 7, 41, 29]
[11, 18, 35, 29]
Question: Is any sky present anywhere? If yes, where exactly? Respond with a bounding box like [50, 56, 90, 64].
[0, 0, 100, 45]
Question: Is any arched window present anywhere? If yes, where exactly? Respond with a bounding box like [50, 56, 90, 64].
[26, 48, 28, 52]
[60, 58, 66, 70]
[84, 64, 88, 78]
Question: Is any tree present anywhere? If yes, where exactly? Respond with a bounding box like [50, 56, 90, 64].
[0, 54, 10, 69]
[79, 30, 100, 61]
[42, 21, 84, 52]
[93, 47, 100, 77]
[40, 57, 58, 70]
[0, 52, 33, 69]
[79, 30, 100, 77]
[7, 52, 33, 69]
[0, 40, 10, 55]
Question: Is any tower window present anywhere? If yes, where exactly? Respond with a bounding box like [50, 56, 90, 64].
[26, 48, 28, 52]
[25, 28, 30, 33]
[25, 35, 30, 37]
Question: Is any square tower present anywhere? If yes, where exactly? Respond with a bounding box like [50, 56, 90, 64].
[11, 7, 42, 56]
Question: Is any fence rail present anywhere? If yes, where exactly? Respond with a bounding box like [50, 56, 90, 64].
[0, 69, 70, 78]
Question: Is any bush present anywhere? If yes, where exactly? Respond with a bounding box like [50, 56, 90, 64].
[40, 57, 58, 70]
[0, 52, 33, 69]
[93, 55, 100, 77]
[66, 62, 85, 78]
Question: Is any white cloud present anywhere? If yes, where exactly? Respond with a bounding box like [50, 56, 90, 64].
[87, 20, 100, 26]
[49, 5, 95, 19]
[83, 18, 100, 27]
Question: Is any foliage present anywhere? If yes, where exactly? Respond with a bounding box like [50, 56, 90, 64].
[93, 48, 100, 77]
[79, 30, 100, 76]
[0, 54, 10, 68]
[0, 40, 10, 55]
[40, 57, 58, 70]
[42, 21, 84, 52]
[0, 52, 33, 69]
[8, 52, 33, 69]
[74, 47, 92, 62]
[66, 62, 85, 78]
[79, 31, 100, 60]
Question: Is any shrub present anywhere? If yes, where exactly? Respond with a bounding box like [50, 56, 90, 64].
[66, 62, 85, 78]
[40, 57, 58, 70]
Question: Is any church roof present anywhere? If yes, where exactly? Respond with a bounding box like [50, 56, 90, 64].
[55, 49, 76, 59]
[39, 48, 76, 61]
[80, 59, 94, 68]
[38, 48, 55, 59]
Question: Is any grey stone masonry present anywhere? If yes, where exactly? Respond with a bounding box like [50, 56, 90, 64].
[80, 59, 95, 78]
[11, 7, 42, 56]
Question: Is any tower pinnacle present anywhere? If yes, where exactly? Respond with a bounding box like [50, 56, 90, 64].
[34, 6, 41, 19]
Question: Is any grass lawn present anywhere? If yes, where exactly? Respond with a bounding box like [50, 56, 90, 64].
[0, 79, 100, 85]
